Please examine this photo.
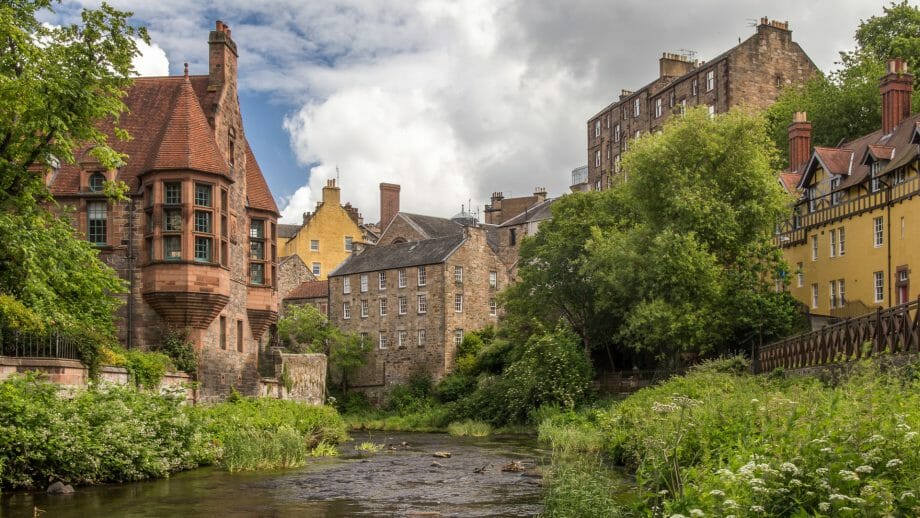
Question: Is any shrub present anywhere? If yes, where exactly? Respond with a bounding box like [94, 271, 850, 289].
[123, 349, 173, 389]
[155, 327, 198, 374]
[434, 373, 476, 403]
[385, 373, 434, 413]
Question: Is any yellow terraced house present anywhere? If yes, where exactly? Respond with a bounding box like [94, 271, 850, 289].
[776, 59, 920, 325]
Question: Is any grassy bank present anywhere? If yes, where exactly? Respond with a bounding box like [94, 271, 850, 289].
[540, 358, 920, 516]
[0, 374, 346, 490]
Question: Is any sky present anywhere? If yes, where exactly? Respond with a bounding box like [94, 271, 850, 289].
[54, 0, 893, 224]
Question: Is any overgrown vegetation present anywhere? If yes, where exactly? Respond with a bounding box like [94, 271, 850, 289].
[541, 358, 920, 516]
[0, 374, 347, 489]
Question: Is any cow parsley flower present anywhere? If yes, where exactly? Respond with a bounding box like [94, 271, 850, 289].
[886, 458, 903, 468]
[854, 465, 873, 474]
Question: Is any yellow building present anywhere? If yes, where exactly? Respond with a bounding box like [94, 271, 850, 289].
[776, 59, 920, 322]
[281, 179, 366, 280]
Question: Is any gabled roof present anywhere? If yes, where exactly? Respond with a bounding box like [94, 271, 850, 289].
[866, 144, 896, 163]
[278, 224, 301, 239]
[499, 198, 555, 227]
[397, 213, 465, 239]
[330, 235, 465, 277]
[284, 280, 328, 301]
[779, 172, 803, 194]
[244, 142, 279, 214]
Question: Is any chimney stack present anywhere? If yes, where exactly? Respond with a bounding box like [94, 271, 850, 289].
[533, 187, 547, 202]
[880, 58, 913, 135]
[788, 112, 812, 172]
[208, 20, 238, 92]
[659, 52, 696, 79]
[321, 178, 341, 207]
[379, 183, 400, 230]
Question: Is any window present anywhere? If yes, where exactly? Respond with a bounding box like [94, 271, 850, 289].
[88, 172, 105, 192]
[454, 266, 463, 284]
[417, 329, 426, 347]
[874, 217, 884, 247]
[379, 297, 387, 316]
[165, 182, 181, 205]
[250, 219, 266, 282]
[692, 78, 698, 96]
[360, 299, 369, 318]
[237, 319, 243, 352]
[614, 155, 621, 173]
[509, 228, 517, 246]
[195, 183, 212, 207]
[489, 271, 497, 289]
[655, 98, 662, 118]
[164, 208, 181, 231]
[194, 211, 212, 234]
[417, 266, 427, 286]
[379, 271, 387, 290]
[310, 239, 319, 252]
[796, 262, 804, 287]
[87, 201, 107, 245]
[164, 235, 181, 261]
[838, 279, 846, 306]
[808, 186, 817, 213]
[417, 294, 427, 314]
[633, 98, 640, 117]
[360, 274, 368, 292]
[343, 302, 351, 319]
[454, 293, 463, 312]
[595, 150, 601, 167]
[397, 330, 408, 348]
[811, 235, 818, 261]
[398, 296, 407, 315]
[228, 127, 236, 169]
[454, 329, 464, 347]
[830, 280, 837, 308]
[250, 263, 265, 285]
[398, 269, 407, 288]
[343, 277, 351, 294]
[312, 262, 321, 276]
[669, 90, 675, 108]
[195, 236, 212, 262]
[894, 169, 907, 185]
[706, 70, 714, 91]
[811, 283, 819, 309]
[830, 177, 841, 205]
[874, 271, 885, 303]
[838, 227, 846, 256]
[378, 332, 388, 350]
[489, 299, 497, 316]
[594, 120, 601, 137]
[614, 124, 620, 142]
[870, 162, 882, 192]
[217, 316, 227, 349]
[829, 230, 837, 258]
[345, 236, 353, 251]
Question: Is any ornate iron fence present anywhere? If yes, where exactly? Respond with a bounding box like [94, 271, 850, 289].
[0, 329, 81, 360]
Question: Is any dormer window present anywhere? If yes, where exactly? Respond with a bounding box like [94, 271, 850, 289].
[830, 177, 841, 206]
[88, 172, 105, 192]
[808, 186, 817, 213]
[870, 161, 882, 192]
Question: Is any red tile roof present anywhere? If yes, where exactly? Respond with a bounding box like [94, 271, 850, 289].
[812, 147, 854, 176]
[867, 144, 896, 162]
[285, 280, 328, 300]
[245, 142, 279, 214]
[779, 172, 802, 193]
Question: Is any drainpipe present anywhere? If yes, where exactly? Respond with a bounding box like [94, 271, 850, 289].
[127, 198, 136, 349]
[887, 185, 892, 306]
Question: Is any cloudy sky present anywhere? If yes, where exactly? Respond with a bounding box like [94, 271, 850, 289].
[54, 0, 889, 224]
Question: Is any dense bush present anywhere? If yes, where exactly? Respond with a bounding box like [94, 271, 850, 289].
[154, 327, 198, 374]
[385, 373, 435, 413]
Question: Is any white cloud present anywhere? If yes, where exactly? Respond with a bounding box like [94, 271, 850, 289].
[132, 39, 169, 77]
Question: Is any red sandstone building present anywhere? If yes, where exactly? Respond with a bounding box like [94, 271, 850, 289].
[47, 22, 279, 400]
[580, 17, 817, 192]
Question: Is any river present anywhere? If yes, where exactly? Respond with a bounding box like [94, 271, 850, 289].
[0, 432, 549, 517]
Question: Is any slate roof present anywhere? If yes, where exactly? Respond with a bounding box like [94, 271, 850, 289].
[499, 198, 555, 227]
[398, 213, 465, 239]
[330, 235, 465, 277]
[278, 224, 301, 239]
[285, 280, 328, 300]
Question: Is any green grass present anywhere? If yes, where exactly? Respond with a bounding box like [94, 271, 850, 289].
[447, 419, 492, 437]
[354, 441, 384, 453]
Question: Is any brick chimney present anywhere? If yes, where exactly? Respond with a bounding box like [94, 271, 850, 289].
[788, 112, 812, 172]
[880, 58, 913, 135]
[208, 20, 238, 92]
[659, 52, 695, 79]
[379, 183, 400, 230]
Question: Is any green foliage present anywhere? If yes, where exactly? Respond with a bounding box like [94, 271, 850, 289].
[385, 373, 434, 413]
[447, 419, 492, 437]
[542, 456, 623, 518]
[123, 349, 172, 389]
[154, 327, 198, 374]
[355, 442, 384, 453]
[433, 373, 476, 403]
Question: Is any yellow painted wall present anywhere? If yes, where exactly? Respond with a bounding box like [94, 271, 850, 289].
[782, 162, 920, 316]
[282, 183, 363, 280]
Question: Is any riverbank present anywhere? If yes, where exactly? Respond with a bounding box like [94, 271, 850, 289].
[0, 374, 346, 491]
[539, 358, 920, 516]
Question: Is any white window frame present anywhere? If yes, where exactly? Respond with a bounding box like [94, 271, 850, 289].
[379, 297, 387, 316]
[312, 262, 321, 276]
[830, 177, 841, 206]
[378, 271, 387, 290]
[706, 70, 714, 91]
[796, 262, 804, 288]
[378, 332, 388, 350]
[655, 98, 662, 118]
[830, 280, 837, 309]
[454, 266, 463, 284]
[633, 98, 640, 118]
[614, 154, 621, 173]
[838, 279, 846, 306]
[489, 299, 497, 316]
[489, 271, 497, 289]
[870, 162, 882, 192]
[454, 329, 464, 347]
[874, 217, 884, 247]
[310, 239, 319, 252]
[344, 236, 353, 251]
[838, 227, 846, 256]
[811, 283, 819, 309]
[829, 230, 837, 258]
[594, 120, 601, 137]
[454, 293, 463, 313]
[360, 274, 368, 292]
[874, 271, 885, 303]
[811, 235, 818, 261]
[614, 124, 620, 142]
[417, 329, 426, 347]
[343, 302, 351, 319]
[398, 296, 407, 315]
[417, 266, 427, 286]
[360, 299, 368, 318]
[398, 268, 407, 288]
[343, 277, 351, 294]
[595, 150, 601, 167]
[398, 330, 407, 348]
[417, 294, 427, 314]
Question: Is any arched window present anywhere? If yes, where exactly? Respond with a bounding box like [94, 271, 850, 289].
[88, 172, 106, 192]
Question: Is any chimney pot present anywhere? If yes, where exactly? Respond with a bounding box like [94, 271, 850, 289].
[788, 112, 812, 172]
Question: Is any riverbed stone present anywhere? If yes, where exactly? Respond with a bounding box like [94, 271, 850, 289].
[46, 481, 74, 494]
[433, 451, 451, 458]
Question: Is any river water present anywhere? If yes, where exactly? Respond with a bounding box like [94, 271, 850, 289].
[1, 432, 549, 517]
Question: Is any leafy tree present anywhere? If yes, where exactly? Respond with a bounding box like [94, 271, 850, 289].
[766, 1, 920, 163]
[0, 1, 145, 352]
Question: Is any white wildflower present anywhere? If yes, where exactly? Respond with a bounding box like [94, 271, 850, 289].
[708, 489, 725, 497]
[658, 489, 670, 496]
[750, 505, 765, 513]
[689, 510, 704, 517]
[723, 499, 739, 509]
[900, 491, 915, 500]
[854, 465, 873, 474]
[829, 493, 848, 501]
[653, 402, 679, 414]
[839, 507, 854, 512]
[867, 434, 885, 443]
[849, 497, 865, 505]
[838, 470, 859, 482]
[886, 458, 903, 468]
[818, 502, 830, 512]
[789, 478, 803, 487]
[780, 462, 799, 475]
[815, 467, 829, 475]
[668, 514, 687, 518]
[749, 478, 765, 486]
[905, 431, 918, 441]
[820, 447, 833, 453]
[750, 398, 759, 404]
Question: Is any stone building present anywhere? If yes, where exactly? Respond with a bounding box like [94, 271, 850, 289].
[47, 21, 279, 401]
[495, 197, 556, 276]
[483, 187, 548, 224]
[582, 17, 817, 191]
[283, 280, 329, 314]
[281, 179, 373, 280]
[775, 59, 920, 326]
[329, 216, 508, 400]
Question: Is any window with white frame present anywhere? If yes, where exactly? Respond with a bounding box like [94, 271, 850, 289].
[489, 299, 497, 316]
[343, 277, 351, 294]
[343, 302, 351, 319]
[344, 236, 353, 251]
[614, 124, 620, 142]
[360, 299, 368, 318]
[312, 262, 321, 276]
[379, 298, 387, 316]
[830, 280, 837, 308]
[706, 70, 714, 91]
[830, 177, 841, 205]
[811, 283, 819, 308]
[454, 293, 463, 312]
[874, 217, 884, 247]
[417, 329, 426, 347]
[87, 201, 107, 246]
[398, 296, 407, 315]
[378, 271, 387, 290]
[655, 98, 662, 118]
[829, 230, 837, 258]
[796, 262, 804, 287]
[454, 266, 463, 284]
[838, 227, 846, 256]
[894, 168, 907, 184]
[595, 150, 601, 167]
[489, 271, 497, 289]
[633, 98, 640, 117]
[398, 269, 407, 288]
[594, 120, 601, 137]
[808, 186, 817, 213]
[614, 154, 621, 173]
[417, 294, 427, 314]
[360, 274, 368, 292]
[398, 330, 407, 348]
[417, 266, 426, 286]
[870, 161, 882, 192]
[310, 239, 319, 251]
[838, 279, 846, 306]
[811, 235, 818, 260]
[874, 271, 884, 302]
[378, 332, 388, 349]
[454, 329, 464, 347]
[692, 78, 698, 95]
